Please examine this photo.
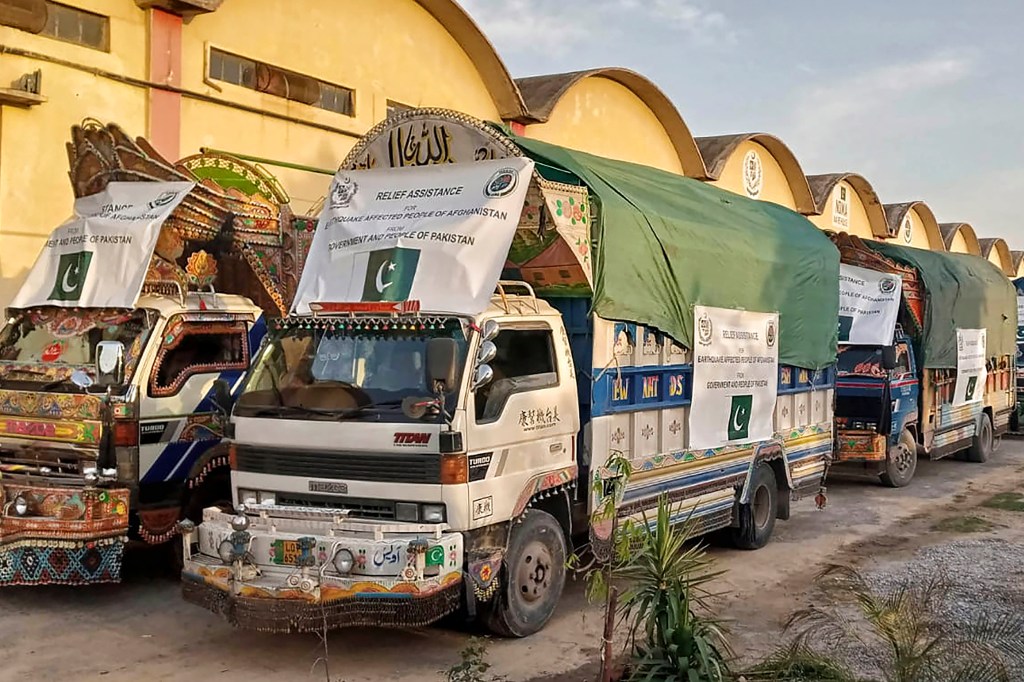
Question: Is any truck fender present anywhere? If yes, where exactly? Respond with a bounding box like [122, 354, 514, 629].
[185, 442, 231, 491]
[738, 440, 793, 505]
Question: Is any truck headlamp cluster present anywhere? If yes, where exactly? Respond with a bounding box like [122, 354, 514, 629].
[332, 549, 354, 574]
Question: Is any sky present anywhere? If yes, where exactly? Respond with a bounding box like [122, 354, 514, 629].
[459, 0, 1024, 248]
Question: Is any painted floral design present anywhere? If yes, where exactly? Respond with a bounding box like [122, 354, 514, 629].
[555, 197, 587, 226]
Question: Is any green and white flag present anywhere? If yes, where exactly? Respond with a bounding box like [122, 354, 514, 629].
[953, 328, 987, 406]
[689, 305, 779, 449]
[9, 181, 193, 310]
[292, 157, 534, 315]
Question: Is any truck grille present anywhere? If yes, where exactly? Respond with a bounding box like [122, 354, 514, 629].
[0, 445, 94, 484]
[234, 446, 441, 484]
[275, 492, 396, 520]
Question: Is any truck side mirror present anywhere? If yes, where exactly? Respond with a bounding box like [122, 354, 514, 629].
[472, 364, 494, 392]
[481, 320, 499, 341]
[95, 340, 125, 387]
[881, 346, 897, 371]
[477, 340, 497, 365]
[212, 378, 233, 415]
[426, 338, 461, 394]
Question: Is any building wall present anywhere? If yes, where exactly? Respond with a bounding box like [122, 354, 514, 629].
[709, 141, 798, 211]
[808, 180, 875, 240]
[892, 207, 942, 251]
[0, 0, 507, 308]
[522, 76, 684, 174]
[0, 1, 149, 308]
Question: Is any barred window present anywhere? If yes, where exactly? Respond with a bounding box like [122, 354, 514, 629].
[41, 2, 109, 51]
[209, 48, 354, 117]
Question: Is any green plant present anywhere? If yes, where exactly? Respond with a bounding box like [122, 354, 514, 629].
[443, 638, 506, 682]
[615, 500, 731, 681]
[750, 564, 1024, 682]
[981, 492, 1024, 512]
[931, 515, 994, 533]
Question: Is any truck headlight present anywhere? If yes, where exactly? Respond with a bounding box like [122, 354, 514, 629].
[395, 502, 419, 522]
[12, 495, 29, 517]
[421, 504, 445, 523]
[333, 549, 354, 574]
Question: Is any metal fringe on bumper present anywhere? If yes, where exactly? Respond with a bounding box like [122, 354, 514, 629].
[181, 575, 462, 633]
[0, 536, 125, 586]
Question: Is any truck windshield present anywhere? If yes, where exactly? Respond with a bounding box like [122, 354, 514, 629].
[837, 346, 885, 377]
[0, 308, 152, 386]
[235, 322, 468, 422]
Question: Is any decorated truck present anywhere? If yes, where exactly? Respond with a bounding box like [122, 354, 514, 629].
[831, 232, 1016, 486]
[179, 109, 839, 636]
[0, 121, 315, 586]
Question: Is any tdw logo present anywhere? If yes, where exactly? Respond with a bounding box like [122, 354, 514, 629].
[49, 250, 93, 302]
[766, 318, 778, 348]
[394, 432, 431, 446]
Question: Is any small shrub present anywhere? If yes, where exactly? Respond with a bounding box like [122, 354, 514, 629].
[444, 638, 506, 682]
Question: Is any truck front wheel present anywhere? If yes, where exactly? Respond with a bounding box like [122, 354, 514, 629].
[483, 509, 567, 637]
[966, 413, 993, 463]
[880, 428, 917, 487]
[731, 462, 778, 550]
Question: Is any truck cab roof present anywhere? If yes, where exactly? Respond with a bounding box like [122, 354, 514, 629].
[137, 292, 263, 318]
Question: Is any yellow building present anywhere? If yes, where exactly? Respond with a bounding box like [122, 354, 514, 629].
[806, 173, 888, 241]
[515, 68, 704, 177]
[978, 237, 1015, 276]
[883, 202, 945, 251]
[0, 0, 528, 307]
[939, 222, 982, 255]
[695, 133, 816, 214]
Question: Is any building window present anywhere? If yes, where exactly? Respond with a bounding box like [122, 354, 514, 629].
[386, 100, 413, 119]
[40, 2, 109, 51]
[209, 47, 354, 117]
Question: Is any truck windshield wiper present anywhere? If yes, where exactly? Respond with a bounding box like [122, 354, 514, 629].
[243, 400, 403, 420]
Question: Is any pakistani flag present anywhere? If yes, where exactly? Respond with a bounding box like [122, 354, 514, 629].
[965, 376, 978, 402]
[728, 394, 753, 441]
[361, 247, 420, 302]
[837, 315, 854, 342]
[48, 250, 93, 302]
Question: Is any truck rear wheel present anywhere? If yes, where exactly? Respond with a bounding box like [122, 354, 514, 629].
[731, 462, 777, 550]
[880, 429, 917, 488]
[483, 509, 566, 638]
[966, 413, 993, 463]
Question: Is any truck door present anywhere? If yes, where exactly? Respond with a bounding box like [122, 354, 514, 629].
[890, 340, 918, 438]
[138, 317, 254, 487]
[465, 322, 578, 527]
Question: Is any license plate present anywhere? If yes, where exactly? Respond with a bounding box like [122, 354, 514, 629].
[271, 539, 301, 565]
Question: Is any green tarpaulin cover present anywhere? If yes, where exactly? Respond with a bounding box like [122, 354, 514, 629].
[511, 135, 839, 370]
[866, 241, 1016, 369]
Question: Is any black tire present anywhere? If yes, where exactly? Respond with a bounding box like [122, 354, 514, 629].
[731, 463, 778, 550]
[880, 429, 918, 488]
[483, 509, 567, 637]
[966, 413, 993, 463]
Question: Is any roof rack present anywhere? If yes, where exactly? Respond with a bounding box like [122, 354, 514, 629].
[494, 280, 539, 314]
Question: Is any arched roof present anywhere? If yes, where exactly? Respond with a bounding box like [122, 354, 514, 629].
[978, 237, 1015, 276]
[413, 0, 529, 119]
[883, 201, 945, 250]
[695, 133, 816, 214]
[806, 172, 888, 238]
[1012, 251, 1024, 277]
[515, 68, 706, 177]
[938, 222, 982, 255]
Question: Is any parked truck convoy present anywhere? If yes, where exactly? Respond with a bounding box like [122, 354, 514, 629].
[830, 232, 1017, 486]
[0, 121, 315, 586]
[179, 109, 841, 635]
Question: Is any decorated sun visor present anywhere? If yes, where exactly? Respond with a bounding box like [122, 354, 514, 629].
[292, 157, 534, 316]
[9, 181, 194, 310]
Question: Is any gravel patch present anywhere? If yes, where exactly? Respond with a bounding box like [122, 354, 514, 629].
[825, 538, 1024, 679]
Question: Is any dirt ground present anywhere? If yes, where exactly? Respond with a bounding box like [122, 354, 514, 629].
[2, 441, 1023, 682]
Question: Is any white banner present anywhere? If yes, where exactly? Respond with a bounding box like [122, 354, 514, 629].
[9, 182, 193, 310]
[838, 264, 902, 346]
[689, 305, 779, 449]
[292, 158, 534, 316]
[953, 328, 987, 406]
